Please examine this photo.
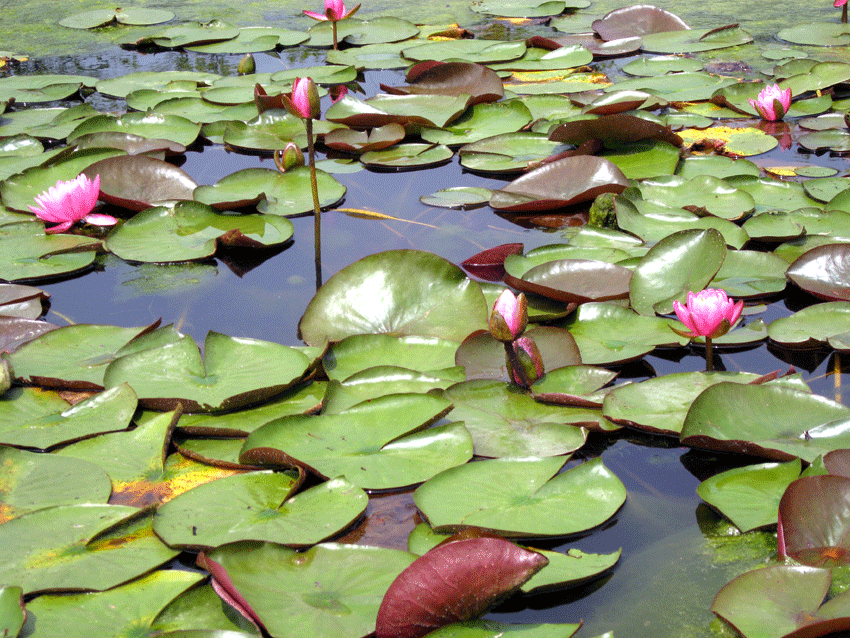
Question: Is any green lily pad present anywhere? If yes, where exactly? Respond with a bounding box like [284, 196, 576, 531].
[0, 586, 24, 638]
[360, 143, 454, 169]
[677, 155, 761, 180]
[767, 301, 850, 348]
[421, 101, 531, 147]
[24, 570, 204, 638]
[610, 72, 738, 101]
[0, 75, 86, 103]
[424, 621, 581, 638]
[471, 0, 567, 17]
[603, 371, 761, 436]
[698, 459, 802, 532]
[103, 331, 311, 412]
[779, 22, 850, 46]
[68, 112, 201, 148]
[402, 40, 527, 65]
[442, 379, 591, 457]
[640, 24, 753, 53]
[681, 382, 850, 462]
[326, 94, 471, 129]
[326, 42, 412, 70]
[151, 20, 240, 48]
[299, 250, 487, 346]
[0, 446, 111, 523]
[195, 167, 346, 217]
[421, 186, 494, 209]
[323, 333, 461, 382]
[601, 140, 681, 180]
[710, 249, 789, 298]
[5, 322, 161, 389]
[0, 384, 136, 450]
[562, 301, 686, 365]
[414, 456, 626, 537]
[623, 55, 704, 76]
[95, 71, 221, 99]
[743, 208, 850, 242]
[153, 473, 367, 549]
[106, 201, 294, 263]
[630, 228, 727, 316]
[187, 27, 308, 53]
[59, 7, 175, 29]
[458, 132, 571, 174]
[322, 367, 460, 414]
[306, 16, 419, 47]
[0, 504, 178, 594]
[241, 394, 466, 490]
[203, 542, 414, 638]
[634, 175, 755, 220]
[712, 565, 850, 638]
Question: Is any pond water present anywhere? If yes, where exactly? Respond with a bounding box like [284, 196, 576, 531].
[5, 3, 850, 638]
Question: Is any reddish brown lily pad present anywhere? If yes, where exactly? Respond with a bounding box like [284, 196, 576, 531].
[381, 61, 504, 105]
[84, 155, 197, 211]
[375, 534, 548, 638]
[489, 156, 629, 212]
[787, 243, 850, 301]
[505, 258, 632, 304]
[548, 113, 682, 147]
[461, 243, 524, 281]
[592, 5, 689, 41]
[778, 475, 850, 566]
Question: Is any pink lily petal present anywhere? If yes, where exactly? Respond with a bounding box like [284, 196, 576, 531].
[29, 173, 102, 234]
[303, 9, 329, 20]
[83, 213, 119, 227]
[44, 221, 75, 234]
[673, 288, 742, 339]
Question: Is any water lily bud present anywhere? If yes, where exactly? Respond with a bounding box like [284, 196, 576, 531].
[488, 289, 527, 342]
[289, 77, 321, 120]
[509, 336, 544, 388]
[748, 84, 792, 122]
[237, 53, 255, 76]
[274, 142, 305, 172]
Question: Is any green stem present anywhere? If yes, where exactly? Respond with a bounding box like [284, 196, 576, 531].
[306, 117, 322, 289]
[844, 3, 848, 23]
[705, 336, 714, 372]
[332, 20, 338, 49]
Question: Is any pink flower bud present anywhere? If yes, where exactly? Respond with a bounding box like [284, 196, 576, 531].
[748, 84, 792, 122]
[488, 289, 527, 342]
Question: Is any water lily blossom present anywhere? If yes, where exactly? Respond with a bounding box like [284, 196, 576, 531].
[748, 84, 792, 122]
[29, 174, 116, 234]
[488, 289, 527, 342]
[303, 0, 360, 22]
[673, 288, 743, 340]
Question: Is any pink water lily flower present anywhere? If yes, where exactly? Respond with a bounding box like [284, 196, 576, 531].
[489, 289, 527, 342]
[303, 0, 360, 21]
[673, 288, 743, 339]
[748, 84, 792, 122]
[28, 174, 116, 234]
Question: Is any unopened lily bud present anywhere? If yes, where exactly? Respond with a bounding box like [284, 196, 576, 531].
[488, 289, 527, 342]
[286, 77, 321, 120]
[509, 336, 544, 388]
[275, 142, 305, 172]
[238, 53, 255, 76]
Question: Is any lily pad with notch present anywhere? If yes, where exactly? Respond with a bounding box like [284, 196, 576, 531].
[59, 7, 175, 29]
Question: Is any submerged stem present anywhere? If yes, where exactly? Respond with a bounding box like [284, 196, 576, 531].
[306, 118, 322, 289]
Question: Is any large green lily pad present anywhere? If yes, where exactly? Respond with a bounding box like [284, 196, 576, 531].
[299, 250, 487, 346]
[414, 457, 626, 537]
[103, 331, 311, 412]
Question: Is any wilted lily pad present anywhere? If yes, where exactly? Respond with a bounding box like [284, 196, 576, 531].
[414, 457, 626, 537]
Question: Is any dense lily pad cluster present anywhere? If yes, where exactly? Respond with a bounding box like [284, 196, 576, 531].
[5, 1, 850, 637]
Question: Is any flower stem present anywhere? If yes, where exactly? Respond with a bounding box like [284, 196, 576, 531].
[306, 117, 322, 289]
[844, 3, 848, 23]
[332, 21, 339, 49]
[503, 341, 531, 388]
[705, 337, 714, 372]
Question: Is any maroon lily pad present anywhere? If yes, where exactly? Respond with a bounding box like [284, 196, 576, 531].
[0, 317, 59, 353]
[778, 475, 850, 566]
[461, 243, 524, 281]
[84, 155, 198, 211]
[824, 449, 850, 477]
[381, 61, 504, 105]
[787, 244, 850, 302]
[538, 33, 643, 57]
[374, 534, 548, 638]
[505, 258, 633, 304]
[489, 156, 629, 212]
[548, 113, 682, 147]
[324, 123, 405, 154]
[196, 552, 266, 634]
[592, 5, 689, 41]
